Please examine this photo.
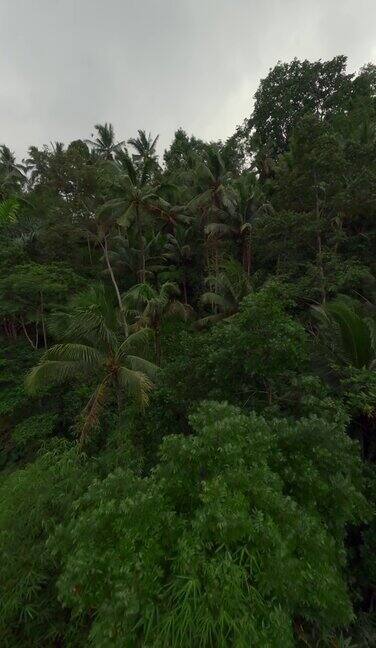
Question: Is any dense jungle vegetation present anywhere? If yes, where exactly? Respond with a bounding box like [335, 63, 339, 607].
[1, 55, 376, 646]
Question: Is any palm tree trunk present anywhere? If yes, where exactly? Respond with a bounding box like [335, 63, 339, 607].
[101, 236, 128, 335]
[87, 234, 93, 265]
[242, 234, 251, 277]
[136, 204, 146, 282]
[116, 382, 124, 421]
[316, 229, 326, 304]
[40, 291, 47, 348]
[155, 328, 162, 365]
[20, 317, 37, 349]
[182, 278, 188, 305]
[314, 172, 326, 304]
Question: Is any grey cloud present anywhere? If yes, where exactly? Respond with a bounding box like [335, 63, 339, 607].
[0, 0, 375, 160]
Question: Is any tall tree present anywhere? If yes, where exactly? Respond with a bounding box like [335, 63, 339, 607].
[86, 123, 124, 160]
[103, 152, 164, 282]
[128, 129, 159, 167]
[243, 56, 354, 163]
[26, 285, 158, 443]
[198, 259, 251, 327]
[124, 281, 190, 364]
[188, 145, 235, 276]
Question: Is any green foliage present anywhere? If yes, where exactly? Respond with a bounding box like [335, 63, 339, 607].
[26, 284, 158, 443]
[12, 413, 57, 450]
[0, 55, 375, 645]
[51, 402, 367, 646]
[167, 285, 310, 412]
[247, 56, 354, 158]
[314, 298, 376, 369]
[0, 442, 95, 647]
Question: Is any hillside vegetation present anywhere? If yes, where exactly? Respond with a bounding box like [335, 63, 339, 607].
[0, 56, 376, 646]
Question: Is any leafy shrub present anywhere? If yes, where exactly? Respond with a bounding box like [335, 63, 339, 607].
[0, 441, 95, 647]
[52, 401, 368, 646]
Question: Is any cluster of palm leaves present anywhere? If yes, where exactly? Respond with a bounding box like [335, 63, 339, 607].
[314, 297, 376, 369]
[26, 285, 159, 443]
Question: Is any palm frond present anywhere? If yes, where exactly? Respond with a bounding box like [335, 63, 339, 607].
[118, 366, 154, 409]
[0, 197, 19, 228]
[116, 328, 152, 359]
[123, 283, 156, 309]
[314, 300, 373, 368]
[126, 355, 159, 381]
[200, 292, 231, 311]
[167, 300, 192, 320]
[41, 343, 104, 367]
[196, 312, 233, 329]
[78, 378, 109, 444]
[25, 361, 82, 394]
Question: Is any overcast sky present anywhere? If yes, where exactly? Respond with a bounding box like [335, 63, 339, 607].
[1, 0, 375, 160]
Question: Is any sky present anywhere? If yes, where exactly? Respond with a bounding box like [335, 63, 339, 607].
[0, 0, 375, 160]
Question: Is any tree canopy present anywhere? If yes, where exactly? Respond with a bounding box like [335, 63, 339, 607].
[0, 55, 376, 647]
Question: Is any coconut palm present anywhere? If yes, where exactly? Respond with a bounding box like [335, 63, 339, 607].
[198, 259, 252, 328]
[188, 146, 235, 275]
[26, 285, 158, 444]
[0, 145, 26, 178]
[107, 231, 165, 285]
[231, 173, 260, 276]
[124, 281, 191, 364]
[313, 298, 376, 369]
[103, 153, 164, 282]
[0, 197, 20, 228]
[83, 209, 127, 333]
[0, 145, 26, 196]
[163, 225, 196, 303]
[219, 172, 273, 278]
[86, 123, 124, 160]
[128, 130, 159, 166]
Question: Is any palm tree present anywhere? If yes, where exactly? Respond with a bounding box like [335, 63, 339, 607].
[163, 225, 196, 304]
[86, 123, 124, 160]
[313, 298, 376, 369]
[231, 173, 261, 277]
[128, 130, 159, 166]
[103, 153, 163, 282]
[0, 145, 26, 177]
[0, 145, 26, 196]
[83, 209, 127, 333]
[24, 145, 49, 186]
[108, 231, 166, 285]
[188, 145, 235, 275]
[124, 281, 191, 364]
[26, 285, 158, 444]
[0, 197, 20, 228]
[198, 259, 251, 328]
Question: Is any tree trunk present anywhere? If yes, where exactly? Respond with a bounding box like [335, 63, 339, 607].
[314, 173, 326, 304]
[101, 236, 128, 336]
[182, 278, 188, 305]
[11, 320, 16, 339]
[242, 233, 251, 277]
[116, 382, 124, 421]
[87, 234, 93, 266]
[40, 291, 47, 348]
[136, 204, 146, 283]
[316, 229, 326, 304]
[20, 317, 37, 349]
[155, 328, 162, 365]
